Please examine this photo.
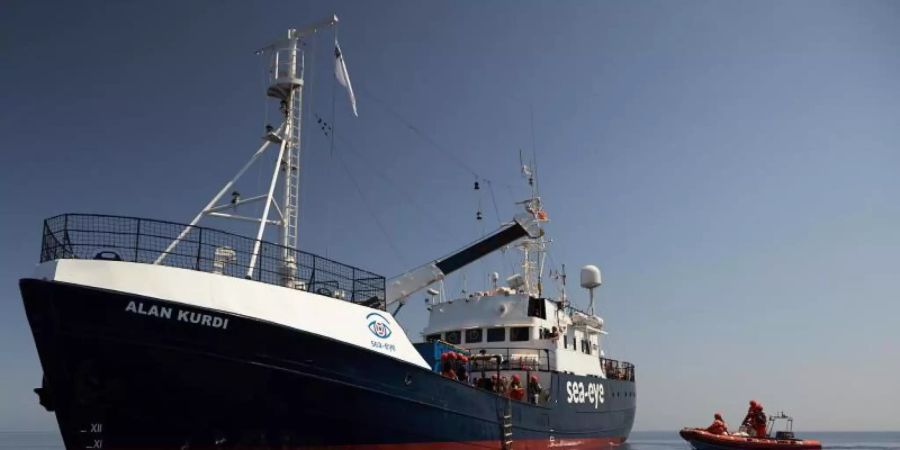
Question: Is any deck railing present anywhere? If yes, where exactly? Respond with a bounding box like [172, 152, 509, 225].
[40, 214, 386, 309]
[601, 357, 636, 382]
[467, 347, 553, 373]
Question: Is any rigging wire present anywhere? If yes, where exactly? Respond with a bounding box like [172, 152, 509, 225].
[483, 179, 503, 227]
[356, 85, 482, 179]
[324, 25, 337, 256]
[348, 84, 561, 288]
[530, 105, 540, 196]
[259, 49, 270, 130]
[333, 148, 406, 265]
[329, 24, 339, 155]
[321, 122, 455, 238]
[484, 178, 516, 277]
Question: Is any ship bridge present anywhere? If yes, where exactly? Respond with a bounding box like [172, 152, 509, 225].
[420, 286, 633, 380]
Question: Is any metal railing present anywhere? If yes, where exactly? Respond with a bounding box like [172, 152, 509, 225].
[468, 347, 553, 373]
[601, 357, 636, 382]
[40, 214, 386, 308]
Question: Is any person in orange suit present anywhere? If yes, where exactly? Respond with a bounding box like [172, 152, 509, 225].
[441, 352, 457, 379]
[751, 403, 767, 438]
[706, 412, 728, 435]
[509, 374, 526, 401]
[740, 400, 759, 434]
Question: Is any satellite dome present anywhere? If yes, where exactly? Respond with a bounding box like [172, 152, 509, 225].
[580, 265, 602, 289]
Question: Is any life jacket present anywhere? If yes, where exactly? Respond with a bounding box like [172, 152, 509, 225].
[706, 419, 727, 435]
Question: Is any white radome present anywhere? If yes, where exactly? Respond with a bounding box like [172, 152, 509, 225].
[580, 265, 602, 289]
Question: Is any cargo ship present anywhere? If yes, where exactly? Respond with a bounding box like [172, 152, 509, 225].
[20, 16, 635, 449]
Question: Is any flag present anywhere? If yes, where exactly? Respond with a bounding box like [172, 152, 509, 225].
[334, 40, 358, 117]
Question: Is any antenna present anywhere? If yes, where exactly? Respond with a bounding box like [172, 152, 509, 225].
[427, 287, 440, 305]
[514, 147, 548, 298]
[154, 16, 339, 287]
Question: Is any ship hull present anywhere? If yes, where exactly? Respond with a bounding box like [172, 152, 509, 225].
[21, 278, 636, 449]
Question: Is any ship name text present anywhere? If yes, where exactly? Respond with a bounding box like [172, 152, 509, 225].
[566, 381, 604, 408]
[125, 301, 229, 330]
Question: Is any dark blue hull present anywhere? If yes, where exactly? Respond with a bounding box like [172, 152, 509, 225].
[20, 278, 636, 449]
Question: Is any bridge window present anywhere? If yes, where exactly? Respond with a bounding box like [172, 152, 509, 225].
[425, 333, 440, 342]
[444, 330, 461, 345]
[527, 297, 546, 319]
[510, 327, 530, 342]
[487, 327, 506, 342]
[465, 328, 483, 343]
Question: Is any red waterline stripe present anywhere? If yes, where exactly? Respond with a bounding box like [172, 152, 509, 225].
[317, 436, 626, 450]
[90, 436, 626, 450]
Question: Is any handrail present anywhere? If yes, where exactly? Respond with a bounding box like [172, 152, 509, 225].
[39, 213, 386, 309]
[600, 357, 636, 382]
[467, 347, 553, 373]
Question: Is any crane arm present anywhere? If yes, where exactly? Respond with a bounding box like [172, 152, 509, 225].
[385, 213, 541, 306]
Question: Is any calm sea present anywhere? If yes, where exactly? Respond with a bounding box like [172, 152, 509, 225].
[627, 432, 900, 450]
[0, 430, 897, 449]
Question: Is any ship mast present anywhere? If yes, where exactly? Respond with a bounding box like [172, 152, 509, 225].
[517, 158, 549, 298]
[154, 16, 339, 286]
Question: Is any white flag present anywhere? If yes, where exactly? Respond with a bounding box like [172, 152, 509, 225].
[334, 40, 358, 117]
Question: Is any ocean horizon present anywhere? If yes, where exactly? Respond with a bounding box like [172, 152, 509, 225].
[2, 430, 897, 449]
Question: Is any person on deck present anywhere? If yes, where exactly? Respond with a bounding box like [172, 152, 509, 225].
[545, 327, 560, 340]
[479, 375, 495, 392]
[456, 354, 469, 383]
[498, 376, 510, 396]
[706, 412, 728, 435]
[441, 352, 457, 380]
[509, 375, 525, 401]
[528, 375, 543, 404]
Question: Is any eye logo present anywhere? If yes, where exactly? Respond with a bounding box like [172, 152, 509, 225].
[367, 312, 392, 339]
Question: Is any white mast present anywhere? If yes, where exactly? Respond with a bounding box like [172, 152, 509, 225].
[155, 16, 339, 286]
[516, 157, 548, 297]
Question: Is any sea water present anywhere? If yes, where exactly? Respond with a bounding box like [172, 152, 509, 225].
[628, 432, 900, 450]
[0, 430, 897, 449]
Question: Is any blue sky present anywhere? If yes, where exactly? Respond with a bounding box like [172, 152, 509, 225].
[2, 0, 899, 432]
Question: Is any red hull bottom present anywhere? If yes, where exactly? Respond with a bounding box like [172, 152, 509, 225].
[322, 437, 625, 449]
[72, 438, 626, 450]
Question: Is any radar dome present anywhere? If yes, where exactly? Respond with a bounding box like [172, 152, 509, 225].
[580, 265, 602, 289]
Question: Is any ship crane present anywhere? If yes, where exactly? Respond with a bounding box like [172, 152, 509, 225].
[386, 213, 542, 308]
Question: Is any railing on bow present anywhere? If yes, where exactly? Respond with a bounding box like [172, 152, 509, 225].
[39, 214, 386, 309]
[601, 357, 636, 382]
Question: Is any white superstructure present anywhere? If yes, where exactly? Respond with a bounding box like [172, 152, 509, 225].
[414, 187, 614, 378]
[419, 262, 610, 377]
